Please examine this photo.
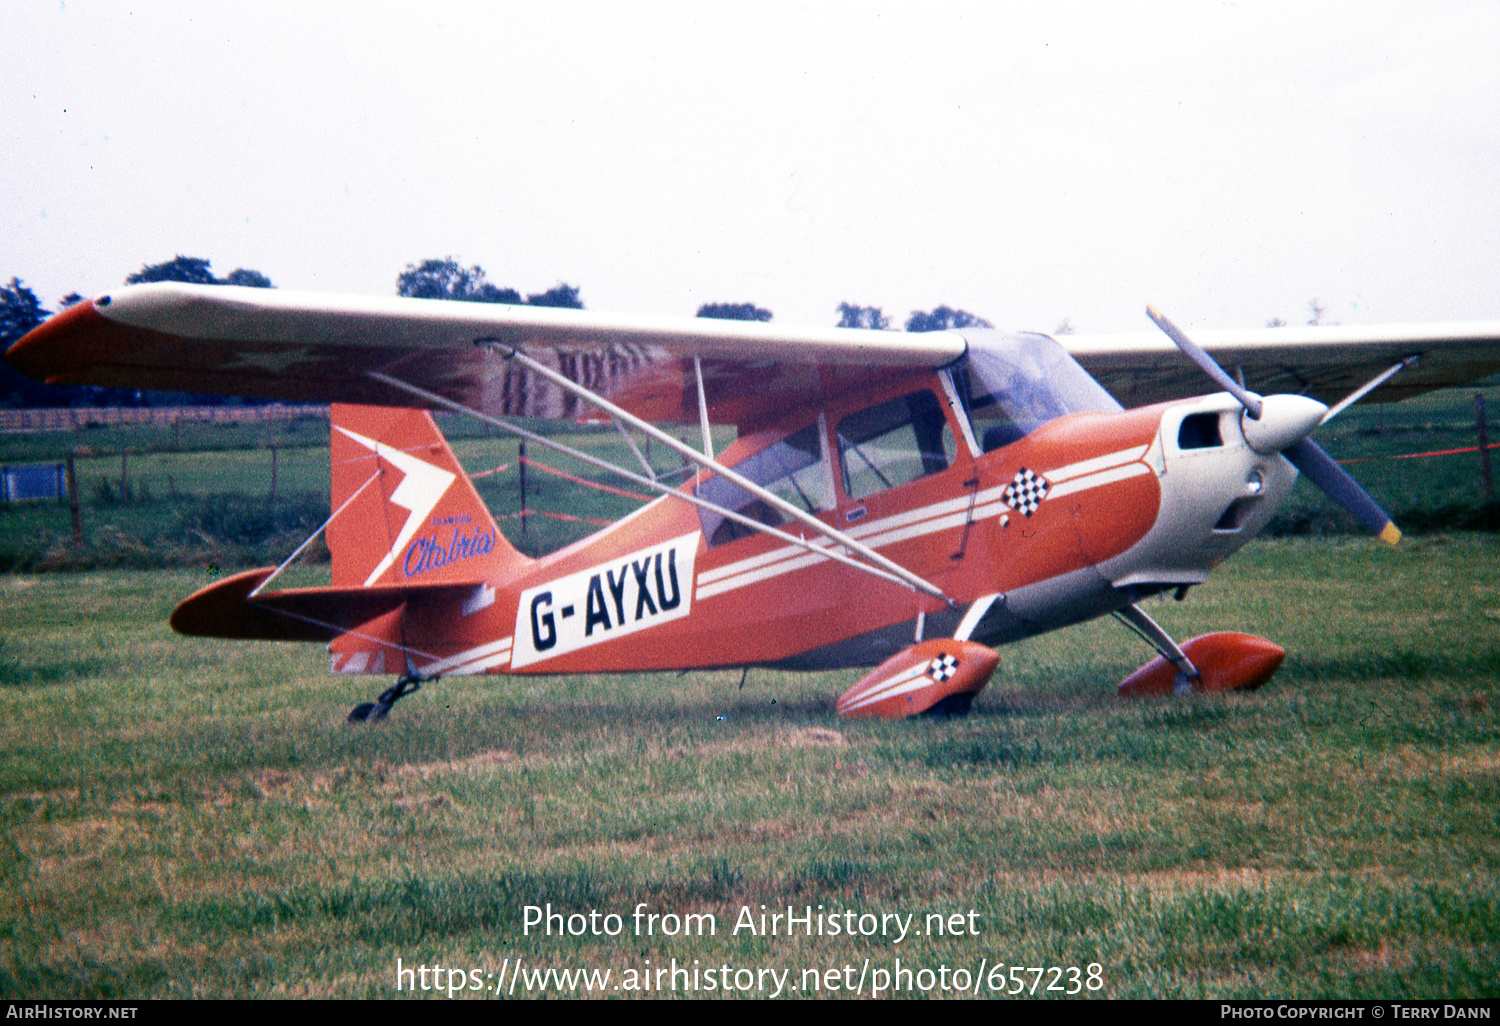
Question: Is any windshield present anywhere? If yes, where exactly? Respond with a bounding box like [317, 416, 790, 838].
[951, 331, 1122, 451]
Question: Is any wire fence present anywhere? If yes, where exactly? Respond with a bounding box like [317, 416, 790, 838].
[0, 404, 327, 433]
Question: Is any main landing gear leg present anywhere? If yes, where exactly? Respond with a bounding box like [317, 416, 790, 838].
[348, 673, 428, 723]
[1113, 603, 1201, 694]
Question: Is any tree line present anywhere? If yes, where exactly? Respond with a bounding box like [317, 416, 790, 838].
[1, 254, 994, 408]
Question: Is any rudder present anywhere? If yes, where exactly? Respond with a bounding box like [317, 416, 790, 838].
[327, 403, 530, 588]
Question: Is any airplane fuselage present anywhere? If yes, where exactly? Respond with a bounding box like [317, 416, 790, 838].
[329, 365, 1295, 680]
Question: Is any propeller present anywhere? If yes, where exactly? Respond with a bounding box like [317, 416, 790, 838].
[1147, 305, 1401, 545]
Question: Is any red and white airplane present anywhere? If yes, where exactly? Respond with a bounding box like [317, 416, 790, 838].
[10, 285, 1500, 719]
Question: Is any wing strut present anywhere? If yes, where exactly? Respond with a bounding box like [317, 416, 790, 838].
[473, 344, 951, 602]
[468, 345, 953, 604]
[693, 356, 715, 463]
[249, 469, 382, 598]
[1321, 355, 1419, 424]
[365, 370, 951, 602]
[612, 417, 658, 482]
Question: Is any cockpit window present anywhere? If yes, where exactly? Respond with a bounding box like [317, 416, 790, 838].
[837, 391, 956, 500]
[951, 331, 1123, 451]
[696, 422, 833, 547]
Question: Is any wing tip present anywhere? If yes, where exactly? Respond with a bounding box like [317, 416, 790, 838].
[1378, 522, 1402, 546]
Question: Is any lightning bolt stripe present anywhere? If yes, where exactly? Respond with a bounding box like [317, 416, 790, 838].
[335, 426, 457, 586]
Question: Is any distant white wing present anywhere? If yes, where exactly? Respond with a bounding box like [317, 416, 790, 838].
[1062, 322, 1500, 408]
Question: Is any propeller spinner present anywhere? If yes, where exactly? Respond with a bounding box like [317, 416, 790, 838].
[1147, 306, 1401, 545]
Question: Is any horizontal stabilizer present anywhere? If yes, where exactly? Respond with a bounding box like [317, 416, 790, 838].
[170, 567, 481, 642]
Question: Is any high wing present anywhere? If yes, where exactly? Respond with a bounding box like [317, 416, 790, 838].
[9, 283, 1500, 419]
[1065, 322, 1500, 408]
[5, 283, 963, 429]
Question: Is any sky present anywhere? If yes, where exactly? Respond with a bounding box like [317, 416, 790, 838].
[4, 1, 1498, 334]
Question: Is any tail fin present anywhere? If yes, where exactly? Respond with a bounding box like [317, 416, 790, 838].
[327, 404, 530, 588]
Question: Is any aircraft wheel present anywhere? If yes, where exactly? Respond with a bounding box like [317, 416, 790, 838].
[348, 702, 378, 723]
[921, 692, 976, 718]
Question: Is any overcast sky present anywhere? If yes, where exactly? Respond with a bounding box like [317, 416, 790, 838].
[4, 1, 1497, 333]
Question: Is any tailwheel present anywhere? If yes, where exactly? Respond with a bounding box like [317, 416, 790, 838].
[347, 674, 426, 723]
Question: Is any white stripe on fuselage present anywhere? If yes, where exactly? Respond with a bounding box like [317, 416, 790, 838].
[394, 445, 1156, 674]
[838, 660, 931, 713]
[1046, 462, 1152, 499]
[1046, 445, 1148, 483]
[417, 636, 514, 676]
[694, 444, 1151, 601]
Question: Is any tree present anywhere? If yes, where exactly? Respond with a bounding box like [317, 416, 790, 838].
[904, 305, 992, 332]
[1, 279, 49, 405]
[836, 303, 888, 330]
[0, 279, 86, 407]
[397, 258, 521, 303]
[527, 283, 585, 309]
[696, 302, 772, 321]
[125, 256, 274, 288]
[1, 278, 50, 350]
[127, 256, 218, 285]
[222, 268, 274, 289]
[473, 282, 524, 304]
[395, 260, 583, 308]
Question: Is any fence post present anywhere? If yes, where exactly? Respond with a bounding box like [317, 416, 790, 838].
[66, 452, 83, 545]
[518, 439, 528, 536]
[1477, 393, 1494, 505]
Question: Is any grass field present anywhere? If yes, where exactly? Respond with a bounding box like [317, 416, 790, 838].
[0, 537, 1495, 999]
[0, 393, 1497, 998]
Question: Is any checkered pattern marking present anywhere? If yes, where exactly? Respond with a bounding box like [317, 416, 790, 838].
[927, 654, 959, 682]
[1004, 467, 1050, 516]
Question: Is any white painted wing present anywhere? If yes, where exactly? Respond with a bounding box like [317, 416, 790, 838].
[12, 283, 1500, 418]
[8, 283, 965, 424]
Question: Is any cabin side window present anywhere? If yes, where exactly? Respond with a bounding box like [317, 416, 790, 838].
[836, 391, 956, 501]
[695, 421, 834, 547]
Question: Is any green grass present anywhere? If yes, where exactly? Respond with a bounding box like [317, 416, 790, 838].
[0, 392, 1497, 997]
[0, 537, 1496, 998]
[1269, 381, 1500, 535]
